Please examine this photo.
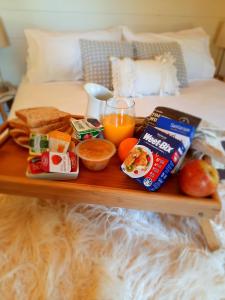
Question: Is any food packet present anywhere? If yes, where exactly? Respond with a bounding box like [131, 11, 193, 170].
[41, 151, 77, 173]
[29, 133, 49, 155]
[48, 130, 71, 153]
[28, 156, 43, 174]
[71, 118, 104, 140]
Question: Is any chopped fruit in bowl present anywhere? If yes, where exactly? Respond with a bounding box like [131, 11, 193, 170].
[76, 139, 116, 171]
[178, 159, 219, 198]
[118, 137, 138, 162]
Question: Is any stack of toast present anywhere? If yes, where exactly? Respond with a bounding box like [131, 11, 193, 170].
[9, 107, 73, 147]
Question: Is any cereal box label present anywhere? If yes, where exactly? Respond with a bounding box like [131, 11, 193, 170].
[143, 132, 174, 153]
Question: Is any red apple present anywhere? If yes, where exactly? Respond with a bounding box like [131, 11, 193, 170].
[178, 159, 219, 197]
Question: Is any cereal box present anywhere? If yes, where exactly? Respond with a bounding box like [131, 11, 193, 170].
[145, 106, 201, 128]
[155, 116, 196, 172]
[121, 125, 184, 191]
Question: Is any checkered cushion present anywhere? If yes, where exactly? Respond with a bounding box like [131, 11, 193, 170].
[134, 41, 188, 87]
[80, 39, 134, 90]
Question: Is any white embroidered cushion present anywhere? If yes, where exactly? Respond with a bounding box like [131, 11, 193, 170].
[111, 54, 180, 97]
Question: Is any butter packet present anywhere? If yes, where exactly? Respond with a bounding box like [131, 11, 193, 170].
[71, 118, 104, 140]
[29, 133, 49, 156]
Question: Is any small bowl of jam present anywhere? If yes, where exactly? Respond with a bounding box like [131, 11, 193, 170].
[76, 139, 116, 171]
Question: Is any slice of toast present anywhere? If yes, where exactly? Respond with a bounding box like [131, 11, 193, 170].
[16, 107, 71, 128]
[9, 128, 29, 138]
[53, 124, 71, 133]
[14, 136, 29, 148]
[30, 120, 70, 134]
[9, 118, 30, 133]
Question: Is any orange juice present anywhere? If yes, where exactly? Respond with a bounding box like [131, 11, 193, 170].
[102, 113, 135, 146]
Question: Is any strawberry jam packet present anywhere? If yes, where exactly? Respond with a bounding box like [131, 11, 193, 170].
[28, 156, 43, 174]
[41, 151, 77, 173]
[121, 125, 184, 191]
[26, 152, 79, 180]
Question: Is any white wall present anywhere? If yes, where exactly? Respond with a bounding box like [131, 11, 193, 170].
[0, 0, 225, 84]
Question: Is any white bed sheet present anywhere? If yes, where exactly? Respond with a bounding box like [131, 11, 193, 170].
[10, 78, 225, 128]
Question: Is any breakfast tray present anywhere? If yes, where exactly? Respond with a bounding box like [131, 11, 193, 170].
[0, 134, 222, 251]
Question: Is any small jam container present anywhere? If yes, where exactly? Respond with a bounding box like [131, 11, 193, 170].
[76, 139, 116, 171]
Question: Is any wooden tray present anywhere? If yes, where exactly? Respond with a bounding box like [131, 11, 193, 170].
[0, 138, 222, 251]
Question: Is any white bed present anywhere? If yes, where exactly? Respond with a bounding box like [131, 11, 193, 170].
[10, 78, 225, 129]
[3, 22, 225, 300]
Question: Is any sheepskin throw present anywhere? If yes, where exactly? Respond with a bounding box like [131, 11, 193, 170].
[0, 189, 225, 299]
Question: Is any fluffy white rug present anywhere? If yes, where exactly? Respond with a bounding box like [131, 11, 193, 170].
[0, 188, 225, 300]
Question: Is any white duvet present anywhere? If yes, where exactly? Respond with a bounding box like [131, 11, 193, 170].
[10, 78, 225, 128]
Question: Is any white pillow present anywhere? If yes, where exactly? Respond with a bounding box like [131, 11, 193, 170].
[122, 26, 215, 82]
[25, 27, 122, 83]
[111, 54, 180, 97]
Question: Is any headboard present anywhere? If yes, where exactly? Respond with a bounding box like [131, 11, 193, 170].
[1, 0, 225, 84]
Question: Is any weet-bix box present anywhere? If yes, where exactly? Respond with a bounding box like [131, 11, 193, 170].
[145, 106, 201, 129]
[156, 116, 196, 143]
[121, 125, 184, 192]
[155, 116, 196, 172]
